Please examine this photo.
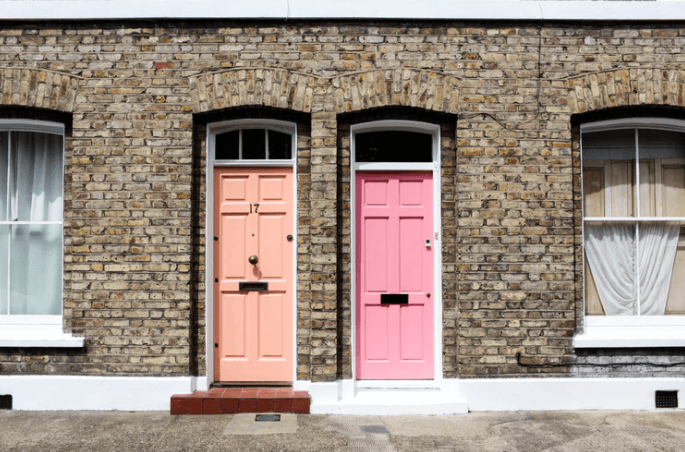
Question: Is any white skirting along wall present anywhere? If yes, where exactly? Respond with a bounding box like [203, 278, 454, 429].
[0, 376, 205, 410]
[300, 378, 685, 414]
[0, 375, 682, 412]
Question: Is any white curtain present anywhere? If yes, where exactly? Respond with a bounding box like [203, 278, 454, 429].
[585, 222, 680, 316]
[639, 222, 680, 315]
[8, 131, 63, 315]
[10, 131, 63, 222]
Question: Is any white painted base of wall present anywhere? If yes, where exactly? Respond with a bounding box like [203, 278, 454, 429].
[1, 375, 683, 412]
[460, 378, 685, 411]
[191, 375, 209, 392]
[303, 378, 685, 414]
[0, 376, 196, 411]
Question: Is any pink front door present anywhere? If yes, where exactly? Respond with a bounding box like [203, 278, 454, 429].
[356, 172, 434, 379]
[214, 167, 293, 382]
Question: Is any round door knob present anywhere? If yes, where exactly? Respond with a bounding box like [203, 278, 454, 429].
[248, 254, 259, 265]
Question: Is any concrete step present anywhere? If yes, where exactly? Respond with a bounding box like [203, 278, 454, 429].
[311, 389, 468, 415]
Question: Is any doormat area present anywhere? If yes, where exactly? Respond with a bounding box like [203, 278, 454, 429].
[223, 413, 298, 435]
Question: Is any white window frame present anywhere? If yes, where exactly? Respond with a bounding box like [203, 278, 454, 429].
[0, 119, 83, 347]
[575, 117, 685, 348]
[205, 118, 298, 386]
[350, 120, 443, 385]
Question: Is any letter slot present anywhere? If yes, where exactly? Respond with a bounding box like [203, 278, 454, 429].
[239, 281, 269, 291]
[380, 293, 409, 305]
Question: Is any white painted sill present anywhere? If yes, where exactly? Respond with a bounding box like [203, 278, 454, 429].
[574, 317, 685, 348]
[0, 325, 85, 348]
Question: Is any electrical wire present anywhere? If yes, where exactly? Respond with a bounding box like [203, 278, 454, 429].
[457, 19, 544, 132]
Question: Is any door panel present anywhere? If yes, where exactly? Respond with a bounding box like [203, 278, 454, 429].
[214, 167, 293, 382]
[400, 304, 423, 360]
[356, 172, 434, 379]
[259, 215, 284, 278]
[222, 215, 248, 278]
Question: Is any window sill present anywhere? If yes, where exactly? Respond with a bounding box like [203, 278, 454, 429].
[0, 325, 85, 348]
[574, 317, 685, 348]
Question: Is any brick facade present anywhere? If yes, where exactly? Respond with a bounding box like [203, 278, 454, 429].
[1, 20, 684, 380]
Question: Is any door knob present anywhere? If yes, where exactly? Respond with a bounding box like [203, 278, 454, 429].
[248, 254, 259, 265]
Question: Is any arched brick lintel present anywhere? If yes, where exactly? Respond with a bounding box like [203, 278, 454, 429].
[332, 69, 461, 114]
[566, 68, 685, 115]
[189, 68, 462, 115]
[0, 67, 80, 113]
[189, 68, 317, 114]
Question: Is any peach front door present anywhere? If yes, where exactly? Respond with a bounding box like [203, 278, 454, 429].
[356, 172, 434, 379]
[214, 167, 293, 382]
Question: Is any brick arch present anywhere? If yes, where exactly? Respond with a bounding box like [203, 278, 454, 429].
[189, 68, 317, 114]
[0, 67, 80, 112]
[332, 69, 461, 114]
[566, 68, 685, 115]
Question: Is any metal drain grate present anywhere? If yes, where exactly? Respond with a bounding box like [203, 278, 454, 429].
[361, 425, 389, 434]
[656, 390, 678, 408]
[0, 395, 12, 410]
[255, 414, 281, 422]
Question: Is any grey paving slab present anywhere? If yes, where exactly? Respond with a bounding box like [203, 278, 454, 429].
[223, 413, 298, 435]
[1, 410, 685, 452]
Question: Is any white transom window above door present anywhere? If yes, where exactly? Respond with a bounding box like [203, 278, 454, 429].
[210, 119, 296, 164]
[576, 118, 685, 348]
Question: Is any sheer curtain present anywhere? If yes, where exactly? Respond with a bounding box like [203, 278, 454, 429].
[8, 131, 63, 315]
[585, 222, 680, 316]
[639, 222, 680, 315]
[0, 132, 7, 315]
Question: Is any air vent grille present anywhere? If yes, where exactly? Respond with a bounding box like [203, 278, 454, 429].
[656, 390, 678, 408]
[255, 414, 280, 422]
[0, 395, 12, 410]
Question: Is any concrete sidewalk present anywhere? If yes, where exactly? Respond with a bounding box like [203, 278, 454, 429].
[1, 410, 684, 451]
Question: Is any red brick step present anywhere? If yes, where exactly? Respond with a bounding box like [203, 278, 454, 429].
[170, 388, 310, 415]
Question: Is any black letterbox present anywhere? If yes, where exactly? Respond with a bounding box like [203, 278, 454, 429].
[239, 281, 269, 291]
[380, 294, 408, 305]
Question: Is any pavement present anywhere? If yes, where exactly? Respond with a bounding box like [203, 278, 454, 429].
[1, 410, 685, 451]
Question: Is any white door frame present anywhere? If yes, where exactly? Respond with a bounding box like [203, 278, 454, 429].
[205, 119, 298, 386]
[350, 120, 443, 384]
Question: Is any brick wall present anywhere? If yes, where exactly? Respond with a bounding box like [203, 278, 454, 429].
[0, 20, 684, 379]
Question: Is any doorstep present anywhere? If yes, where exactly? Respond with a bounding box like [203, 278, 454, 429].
[170, 388, 310, 415]
[311, 388, 469, 415]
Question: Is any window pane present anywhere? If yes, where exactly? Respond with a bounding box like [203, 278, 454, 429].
[0, 132, 7, 221]
[10, 132, 63, 221]
[268, 130, 292, 159]
[356, 131, 432, 163]
[582, 129, 635, 161]
[585, 222, 636, 316]
[639, 221, 681, 316]
[636, 130, 685, 217]
[215, 130, 239, 160]
[666, 224, 685, 315]
[582, 129, 636, 218]
[638, 129, 685, 159]
[9, 224, 62, 315]
[242, 129, 266, 160]
[0, 226, 7, 315]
